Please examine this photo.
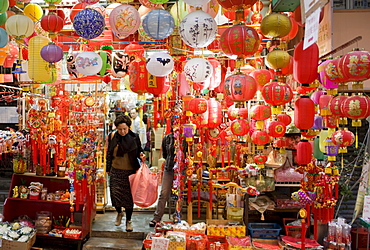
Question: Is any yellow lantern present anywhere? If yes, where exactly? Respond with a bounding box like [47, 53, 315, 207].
[28, 36, 51, 83]
[24, 4, 43, 21]
[5, 15, 34, 41]
[265, 49, 290, 70]
[260, 13, 292, 39]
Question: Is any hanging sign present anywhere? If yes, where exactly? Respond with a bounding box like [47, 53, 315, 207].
[303, 7, 321, 50]
[300, 0, 329, 23]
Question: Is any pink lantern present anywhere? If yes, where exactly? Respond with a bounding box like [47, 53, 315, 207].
[109, 4, 140, 39]
[207, 98, 222, 129]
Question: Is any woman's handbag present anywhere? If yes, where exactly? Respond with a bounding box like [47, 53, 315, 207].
[129, 162, 159, 208]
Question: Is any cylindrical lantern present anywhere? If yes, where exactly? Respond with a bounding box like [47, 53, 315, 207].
[28, 36, 52, 83]
[227, 104, 248, 121]
[129, 58, 147, 95]
[313, 137, 326, 161]
[319, 94, 333, 116]
[293, 40, 319, 85]
[183, 123, 197, 142]
[224, 73, 257, 103]
[207, 98, 222, 129]
[5, 15, 35, 41]
[184, 57, 213, 83]
[146, 52, 174, 77]
[260, 13, 292, 39]
[188, 97, 208, 114]
[250, 104, 271, 129]
[294, 96, 315, 131]
[231, 119, 250, 136]
[261, 80, 293, 114]
[296, 140, 312, 165]
[75, 51, 103, 76]
[179, 10, 217, 49]
[142, 9, 174, 40]
[266, 121, 286, 138]
[319, 128, 329, 153]
[73, 8, 105, 40]
[109, 4, 140, 39]
[325, 139, 339, 162]
[251, 130, 270, 149]
[341, 94, 370, 127]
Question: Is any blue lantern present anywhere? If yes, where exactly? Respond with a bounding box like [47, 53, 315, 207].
[0, 28, 8, 48]
[142, 9, 174, 40]
[73, 8, 105, 40]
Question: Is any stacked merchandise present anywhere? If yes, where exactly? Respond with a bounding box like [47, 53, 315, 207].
[323, 219, 351, 250]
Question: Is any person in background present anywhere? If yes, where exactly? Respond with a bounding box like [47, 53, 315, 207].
[149, 116, 186, 227]
[130, 108, 147, 150]
[106, 115, 144, 232]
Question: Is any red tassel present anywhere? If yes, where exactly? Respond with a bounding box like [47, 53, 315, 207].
[198, 182, 201, 218]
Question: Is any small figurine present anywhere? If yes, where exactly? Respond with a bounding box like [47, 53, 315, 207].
[12, 186, 19, 198]
[19, 185, 29, 199]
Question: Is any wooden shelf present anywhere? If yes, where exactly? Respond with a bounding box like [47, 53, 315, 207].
[7, 197, 70, 205]
[15, 173, 68, 180]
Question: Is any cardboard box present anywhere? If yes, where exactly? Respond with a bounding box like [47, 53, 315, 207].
[1, 233, 36, 250]
[207, 219, 246, 237]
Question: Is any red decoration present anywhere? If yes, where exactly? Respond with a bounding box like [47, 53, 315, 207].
[324, 58, 347, 83]
[261, 80, 293, 109]
[331, 129, 355, 147]
[146, 75, 170, 97]
[128, 58, 147, 95]
[227, 104, 248, 121]
[40, 14, 64, 34]
[216, 0, 258, 11]
[324, 115, 338, 129]
[251, 130, 270, 146]
[267, 121, 286, 138]
[223, 9, 250, 22]
[224, 73, 257, 102]
[277, 113, 292, 126]
[329, 95, 348, 117]
[254, 155, 268, 164]
[102, 75, 111, 84]
[319, 94, 333, 116]
[282, 16, 298, 41]
[274, 137, 289, 148]
[293, 41, 319, 85]
[339, 49, 370, 82]
[124, 42, 145, 58]
[296, 140, 312, 165]
[296, 86, 316, 95]
[341, 95, 370, 121]
[251, 13, 263, 24]
[249, 69, 274, 91]
[281, 55, 293, 75]
[207, 98, 222, 129]
[250, 104, 271, 129]
[214, 65, 227, 93]
[294, 96, 315, 130]
[230, 119, 250, 136]
[220, 24, 260, 59]
[188, 97, 208, 114]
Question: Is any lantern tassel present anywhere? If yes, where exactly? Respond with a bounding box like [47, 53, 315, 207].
[356, 129, 358, 148]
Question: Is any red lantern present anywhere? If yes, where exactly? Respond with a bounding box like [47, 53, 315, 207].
[128, 58, 147, 95]
[296, 140, 312, 165]
[223, 8, 250, 22]
[231, 119, 250, 136]
[249, 69, 274, 91]
[254, 154, 268, 166]
[341, 94, 370, 126]
[296, 86, 316, 95]
[276, 114, 291, 127]
[331, 129, 355, 147]
[267, 121, 286, 138]
[329, 95, 348, 117]
[250, 104, 271, 129]
[324, 115, 338, 129]
[293, 41, 319, 85]
[227, 104, 248, 121]
[319, 94, 333, 116]
[124, 42, 145, 58]
[294, 96, 315, 130]
[214, 65, 227, 93]
[282, 16, 298, 41]
[339, 49, 370, 82]
[40, 13, 64, 34]
[324, 58, 347, 84]
[207, 98, 222, 129]
[146, 75, 170, 97]
[188, 97, 208, 114]
[251, 130, 270, 148]
[216, 0, 258, 11]
[281, 55, 293, 75]
[301, 129, 320, 139]
[224, 73, 257, 103]
[251, 13, 263, 24]
[261, 80, 293, 114]
[220, 24, 260, 60]
[274, 137, 289, 148]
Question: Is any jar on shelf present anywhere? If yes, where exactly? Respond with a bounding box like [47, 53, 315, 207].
[35, 211, 52, 234]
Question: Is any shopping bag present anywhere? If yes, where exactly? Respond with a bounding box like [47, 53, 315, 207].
[130, 162, 159, 208]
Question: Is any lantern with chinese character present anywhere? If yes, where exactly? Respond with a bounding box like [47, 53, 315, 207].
[251, 130, 270, 149]
[216, 0, 257, 11]
[124, 42, 145, 58]
[254, 154, 268, 168]
[325, 58, 348, 90]
[341, 94, 370, 127]
[331, 128, 355, 153]
[227, 104, 248, 121]
[296, 140, 312, 166]
[293, 41, 319, 85]
[231, 118, 250, 136]
[128, 58, 147, 95]
[319, 93, 333, 116]
[224, 73, 257, 103]
[318, 60, 339, 95]
[184, 57, 213, 83]
[325, 139, 339, 161]
[294, 96, 315, 131]
[250, 104, 271, 129]
[329, 94, 348, 125]
[249, 69, 274, 91]
[260, 13, 292, 39]
[146, 52, 174, 77]
[267, 120, 286, 138]
[207, 98, 222, 129]
[261, 80, 293, 114]
[146, 75, 170, 97]
[188, 97, 208, 114]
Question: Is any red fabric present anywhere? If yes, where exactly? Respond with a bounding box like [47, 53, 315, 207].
[281, 236, 321, 248]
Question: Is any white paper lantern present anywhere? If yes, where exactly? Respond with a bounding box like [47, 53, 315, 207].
[180, 10, 217, 49]
[75, 52, 103, 76]
[183, 0, 210, 7]
[5, 15, 35, 40]
[184, 58, 213, 83]
[146, 52, 174, 77]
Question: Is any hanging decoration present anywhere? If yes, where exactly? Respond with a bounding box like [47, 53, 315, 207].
[73, 8, 105, 40]
[5, 15, 35, 43]
[24, 4, 43, 21]
[40, 13, 65, 38]
[75, 52, 103, 76]
[0, 28, 8, 48]
[261, 80, 293, 114]
[109, 4, 140, 39]
[260, 13, 292, 39]
[142, 9, 174, 40]
[216, 0, 257, 11]
[224, 73, 257, 103]
[184, 57, 213, 83]
[146, 52, 174, 77]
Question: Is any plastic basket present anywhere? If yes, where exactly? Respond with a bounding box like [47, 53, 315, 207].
[155, 222, 174, 234]
[207, 235, 229, 250]
[283, 218, 309, 238]
[248, 223, 282, 239]
[62, 228, 82, 239]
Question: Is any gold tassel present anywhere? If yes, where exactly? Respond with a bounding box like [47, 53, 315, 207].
[356, 129, 358, 148]
[261, 212, 265, 221]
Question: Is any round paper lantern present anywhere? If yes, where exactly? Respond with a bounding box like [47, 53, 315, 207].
[281, 55, 293, 75]
[250, 104, 271, 129]
[313, 116, 323, 130]
[220, 24, 260, 59]
[146, 52, 174, 77]
[294, 96, 315, 131]
[24, 4, 43, 21]
[265, 49, 290, 70]
[73, 8, 105, 40]
[146, 76, 170, 97]
[78, 0, 99, 4]
[188, 97, 208, 114]
[267, 121, 286, 138]
[224, 73, 257, 102]
[227, 104, 248, 121]
[70, 3, 88, 22]
[324, 58, 347, 84]
[0, 0, 8, 13]
[139, 0, 162, 8]
[188, 0, 219, 18]
[341, 94, 370, 125]
[251, 13, 263, 24]
[184, 57, 213, 83]
[89, 3, 106, 16]
[109, 4, 140, 39]
[223, 8, 250, 22]
[254, 155, 267, 165]
[329, 94, 348, 117]
[5, 15, 35, 40]
[124, 42, 145, 57]
[274, 137, 289, 148]
[261, 80, 293, 113]
[313, 137, 326, 161]
[251, 130, 270, 147]
[207, 98, 222, 129]
[331, 129, 355, 147]
[216, 0, 257, 11]
[142, 9, 174, 40]
[0, 11, 7, 26]
[129, 58, 147, 95]
[339, 48, 370, 82]
[231, 119, 250, 136]
[277, 113, 291, 126]
[310, 90, 325, 104]
[318, 60, 339, 94]
[293, 40, 319, 85]
[0, 28, 8, 48]
[249, 69, 274, 91]
[40, 43, 63, 63]
[184, 0, 210, 7]
[296, 140, 312, 165]
[75, 52, 103, 76]
[324, 115, 338, 129]
[40, 13, 64, 34]
[260, 13, 292, 39]
[282, 16, 298, 41]
[179, 10, 217, 49]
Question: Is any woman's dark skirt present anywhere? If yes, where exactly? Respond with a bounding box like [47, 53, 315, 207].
[109, 167, 136, 209]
